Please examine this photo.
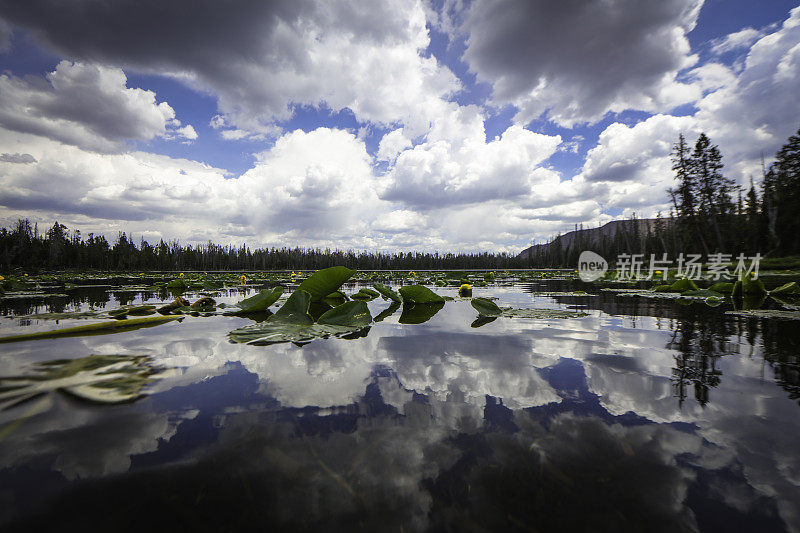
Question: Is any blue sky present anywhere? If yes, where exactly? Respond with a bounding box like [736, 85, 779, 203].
[1, 0, 799, 252]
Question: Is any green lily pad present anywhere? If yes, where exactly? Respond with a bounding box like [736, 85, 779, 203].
[165, 278, 188, 289]
[742, 274, 767, 296]
[499, 308, 589, 319]
[228, 297, 372, 345]
[373, 283, 402, 302]
[19, 310, 103, 320]
[398, 285, 445, 304]
[316, 301, 372, 328]
[225, 287, 283, 313]
[725, 309, 800, 320]
[107, 305, 157, 318]
[709, 282, 735, 295]
[471, 297, 587, 319]
[350, 288, 379, 301]
[0, 354, 166, 410]
[297, 267, 356, 302]
[770, 281, 800, 296]
[270, 290, 314, 325]
[158, 297, 190, 314]
[471, 297, 503, 316]
[0, 315, 182, 344]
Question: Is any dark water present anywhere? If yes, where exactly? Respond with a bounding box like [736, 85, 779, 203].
[0, 280, 799, 532]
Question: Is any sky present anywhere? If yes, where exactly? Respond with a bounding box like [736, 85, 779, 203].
[0, 0, 799, 254]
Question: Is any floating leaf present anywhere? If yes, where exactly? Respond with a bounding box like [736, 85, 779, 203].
[351, 289, 378, 301]
[471, 297, 503, 316]
[0, 316, 182, 344]
[228, 287, 283, 313]
[19, 310, 102, 320]
[398, 285, 445, 304]
[742, 274, 767, 296]
[770, 281, 800, 296]
[666, 278, 700, 292]
[399, 302, 445, 324]
[709, 282, 735, 295]
[165, 278, 188, 289]
[191, 296, 216, 309]
[270, 290, 314, 325]
[297, 267, 356, 302]
[228, 298, 372, 345]
[726, 309, 800, 320]
[0, 354, 166, 410]
[107, 305, 157, 318]
[317, 301, 372, 328]
[373, 283, 401, 302]
[158, 297, 190, 314]
[499, 308, 589, 319]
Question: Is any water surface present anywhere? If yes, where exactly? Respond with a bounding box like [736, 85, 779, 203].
[0, 279, 798, 532]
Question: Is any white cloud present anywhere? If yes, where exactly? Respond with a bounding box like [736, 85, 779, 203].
[2, 0, 459, 138]
[710, 27, 765, 56]
[0, 61, 195, 152]
[377, 128, 412, 162]
[459, 0, 704, 127]
[381, 104, 562, 209]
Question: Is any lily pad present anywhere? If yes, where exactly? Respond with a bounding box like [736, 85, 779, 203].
[107, 305, 157, 318]
[398, 285, 445, 304]
[225, 287, 283, 313]
[270, 290, 314, 325]
[709, 282, 735, 295]
[741, 274, 767, 296]
[770, 281, 800, 296]
[350, 288, 379, 301]
[471, 297, 503, 317]
[725, 309, 800, 320]
[373, 283, 401, 302]
[471, 297, 587, 319]
[158, 297, 190, 314]
[297, 267, 355, 301]
[0, 354, 166, 410]
[0, 315, 183, 344]
[228, 297, 372, 345]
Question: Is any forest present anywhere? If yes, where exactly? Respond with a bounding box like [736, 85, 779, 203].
[527, 125, 800, 267]
[1, 126, 799, 272]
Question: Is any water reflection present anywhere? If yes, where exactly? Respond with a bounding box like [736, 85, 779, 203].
[0, 281, 799, 531]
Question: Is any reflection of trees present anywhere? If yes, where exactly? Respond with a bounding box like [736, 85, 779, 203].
[668, 320, 724, 407]
[757, 318, 800, 404]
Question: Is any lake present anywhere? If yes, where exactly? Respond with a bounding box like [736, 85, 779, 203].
[1, 274, 799, 532]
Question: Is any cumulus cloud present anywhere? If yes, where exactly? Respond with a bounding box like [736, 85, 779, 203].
[381, 104, 562, 209]
[377, 128, 412, 162]
[694, 6, 800, 179]
[0, 0, 459, 137]
[0, 61, 195, 152]
[459, 0, 703, 127]
[710, 27, 765, 56]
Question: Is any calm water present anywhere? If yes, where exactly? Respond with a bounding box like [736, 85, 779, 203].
[0, 279, 799, 532]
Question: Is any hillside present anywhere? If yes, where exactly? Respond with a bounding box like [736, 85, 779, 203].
[517, 218, 665, 259]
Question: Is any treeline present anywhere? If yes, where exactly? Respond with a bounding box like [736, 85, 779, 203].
[529, 125, 800, 266]
[0, 221, 527, 271]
